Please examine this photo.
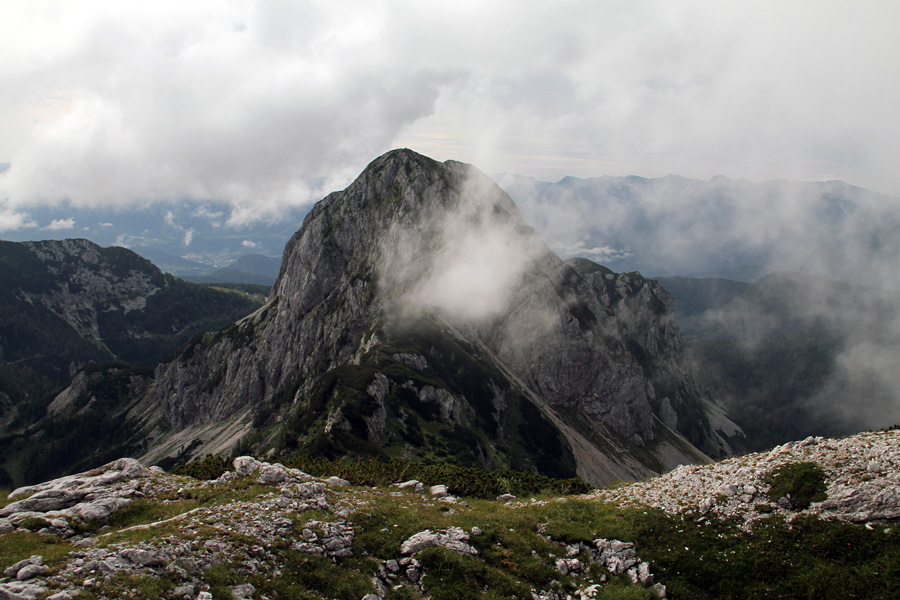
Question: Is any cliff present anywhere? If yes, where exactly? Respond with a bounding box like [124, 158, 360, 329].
[136, 149, 737, 485]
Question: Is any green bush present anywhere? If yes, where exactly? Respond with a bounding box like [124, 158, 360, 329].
[281, 456, 590, 498]
[17, 516, 52, 531]
[765, 461, 827, 509]
[171, 454, 230, 480]
[171, 453, 591, 498]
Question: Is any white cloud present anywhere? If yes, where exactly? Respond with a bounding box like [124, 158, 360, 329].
[380, 163, 548, 323]
[0, 0, 444, 222]
[0, 0, 897, 230]
[192, 205, 225, 227]
[44, 217, 75, 230]
[241, 240, 257, 248]
[182, 227, 194, 247]
[550, 240, 633, 262]
[0, 209, 37, 232]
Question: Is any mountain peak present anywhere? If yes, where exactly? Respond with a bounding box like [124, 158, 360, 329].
[48, 150, 737, 486]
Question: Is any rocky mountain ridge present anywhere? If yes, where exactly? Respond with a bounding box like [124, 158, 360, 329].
[0, 238, 262, 372]
[127, 149, 736, 486]
[1, 427, 897, 600]
[0, 239, 263, 486]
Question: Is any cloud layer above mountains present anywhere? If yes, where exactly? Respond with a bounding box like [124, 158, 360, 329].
[1, 0, 898, 229]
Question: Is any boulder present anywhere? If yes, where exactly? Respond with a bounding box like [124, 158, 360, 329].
[15, 565, 48, 581]
[0, 581, 47, 600]
[3, 557, 42, 578]
[119, 549, 165, 568]
[400, 526, 477, 556]
[229, 583, 256, 599]
[256, 463, 289, 485]
[233, 456, 261, 476]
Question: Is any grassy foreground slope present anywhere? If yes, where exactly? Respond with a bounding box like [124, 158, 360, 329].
[1, 428, 898, 600]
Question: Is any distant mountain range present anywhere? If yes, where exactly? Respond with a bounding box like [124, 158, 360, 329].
[180, 254, 281, 286]
[497, 173, 900, 286]
[4, 171, 898, 290]
[0, 201, 297, 283]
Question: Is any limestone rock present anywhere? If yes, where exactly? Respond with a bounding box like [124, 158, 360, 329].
[324, 476, 350, 487]
[229, 583, 256, 599]
[400, 526, 478, 556]
[0, 458, 151, 527]
[3, 557, 43, 578]
[429, 485, 449, 498]
[119, 549, 165, 568]
[14, 565, 48, 581]
[233, 456, 261, 476]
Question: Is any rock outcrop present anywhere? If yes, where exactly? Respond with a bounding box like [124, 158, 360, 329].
[0, 458, 152, 532]
[590, 428, 900, 526]
[137, 149, 735, 486]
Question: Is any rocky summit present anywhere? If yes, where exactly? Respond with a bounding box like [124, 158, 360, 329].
[109, 149, 741, 486]
[1, 428, 898, 599]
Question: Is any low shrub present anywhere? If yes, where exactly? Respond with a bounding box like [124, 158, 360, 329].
[171, 453, 591, 498]
[17, 516, 51, 531]
[171, 454, 230, 480]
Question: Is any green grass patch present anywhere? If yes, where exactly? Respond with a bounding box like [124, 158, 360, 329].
[264, 554, 377, 600]
[419, 545, 532, 600]
[592, 579, 657, 599]
[351, 490, 458, 559]
[627, 509, 900, 600]
[765, 461, 827, 509]
[0, 487, 22, 510]
[95, 572, 176, 598]
[106, 480, 274, 531]
[0, 530, 73, 571]
[534, 498, 633, 545]
[16, 516, 52, 531]
[105, 497, 204, 532]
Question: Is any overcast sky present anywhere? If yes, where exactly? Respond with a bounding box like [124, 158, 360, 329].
[1, 0, 898, 228]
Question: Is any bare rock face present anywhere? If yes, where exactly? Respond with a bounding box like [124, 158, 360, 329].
[143, 149, 732, 485]
[20, 239, 162, 347]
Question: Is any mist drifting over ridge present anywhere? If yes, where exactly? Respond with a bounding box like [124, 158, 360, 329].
[497, 173, 900, 288]
[378, 162, 549, 325]
[492, 171, 900, 442]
